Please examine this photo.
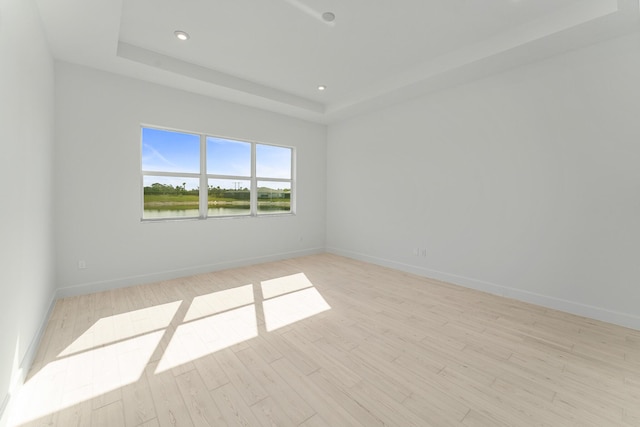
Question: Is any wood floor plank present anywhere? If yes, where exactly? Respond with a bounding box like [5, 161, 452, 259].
[192, 353, 230, 391]
[235, 346, 314, 424]
[298, 414, 331, 427]
[288, 332, 362, 388]
[8, 253, 640, 427]
[90, 400, 125, 427]
[249, 396, 296, 427]
[214, 348, 268, 407]
[144, 362, 194, 427]
[461, 409, 510, 427]
[402, 393, 468, 426]
[209, 382, 262, 427]
[245, 334, 283, 364]
[121, 368, 156, 427]
[269, 358, 363, 427]
[54, 400, 92, 427]
[345, 380, 430, 427]
[265, 332, 319, 376]
[174, 370, 227, 427]
[140, 419, 160, 427]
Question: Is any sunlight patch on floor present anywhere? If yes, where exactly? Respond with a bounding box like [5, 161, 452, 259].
[183, 284, 254, 322]
[9, 273, 332, 424]
[59, 300, 181, 357]
[263, 287, 331, 332]
[156, 304, 257, 373]
[157, 284, 258, 372]
[261, 272, 313, 299]
[9, 331, 163, 426]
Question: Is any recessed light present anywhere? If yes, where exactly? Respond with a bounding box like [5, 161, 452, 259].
[318, 85, 327, 91]
[174, 30, 190, 41]
[322, 12, 335, 22]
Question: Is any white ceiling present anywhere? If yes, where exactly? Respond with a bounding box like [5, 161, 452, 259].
[36, 0, 639, 123]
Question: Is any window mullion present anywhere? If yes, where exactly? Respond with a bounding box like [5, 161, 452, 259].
[142, 171, 201, 178]
[291, 147, 296, 214]
[251, 142, 257, 216]
[199, 134, 207, 219]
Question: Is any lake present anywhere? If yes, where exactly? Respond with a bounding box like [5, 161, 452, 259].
[144, 205, 289, 219]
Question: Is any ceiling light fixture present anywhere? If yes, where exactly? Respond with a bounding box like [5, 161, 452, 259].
[174, 30, 190, 41]
[318, 85, 326, 91]
[322, 12, 335, 22]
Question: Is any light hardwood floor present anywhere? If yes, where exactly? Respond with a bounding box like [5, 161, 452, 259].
[8, 253, 640, 426]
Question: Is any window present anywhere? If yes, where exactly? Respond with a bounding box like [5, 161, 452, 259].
[141, 127, 294, 220]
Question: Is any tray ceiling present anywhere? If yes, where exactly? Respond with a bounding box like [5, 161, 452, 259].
[36, 0, 640, 123]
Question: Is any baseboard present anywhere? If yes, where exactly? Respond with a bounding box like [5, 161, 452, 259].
[327, 247, 640, 331]
[0, 291, 57, 427]
[56, 247, 325, 299]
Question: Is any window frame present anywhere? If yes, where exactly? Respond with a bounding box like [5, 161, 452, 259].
[140, 125, 295, 221]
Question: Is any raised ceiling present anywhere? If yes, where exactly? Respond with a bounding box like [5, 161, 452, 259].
[36, 0, 639, 123]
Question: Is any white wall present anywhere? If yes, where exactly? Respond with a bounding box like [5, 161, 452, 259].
[54, 62, 326, 295]
[327, 32, 640, 329]
[0, 0, 55, 422]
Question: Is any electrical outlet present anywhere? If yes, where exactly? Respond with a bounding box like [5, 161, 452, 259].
[413, 248, 420, 256]
[78, 260, 87, 269]
[421, 249, 427, 257]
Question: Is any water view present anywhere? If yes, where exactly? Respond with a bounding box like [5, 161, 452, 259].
[141, 128, 293, 220]
[144, 205, 290, 219]
[142, 182, 291, 219]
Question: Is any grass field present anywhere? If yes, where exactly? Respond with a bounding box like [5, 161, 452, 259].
[144, 194, 289, 211]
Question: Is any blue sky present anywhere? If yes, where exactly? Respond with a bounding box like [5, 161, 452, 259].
[142, 128, 200, 173]
[142, 127, 291, 190]
[256, 144, 291, 179]
[207, 136, 251, 176]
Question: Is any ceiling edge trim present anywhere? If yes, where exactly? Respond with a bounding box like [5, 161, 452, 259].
[324, 1, 639, 122]
[116, 42, 325, 114]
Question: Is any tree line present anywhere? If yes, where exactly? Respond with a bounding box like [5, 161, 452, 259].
[144, 183, 289, 200]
